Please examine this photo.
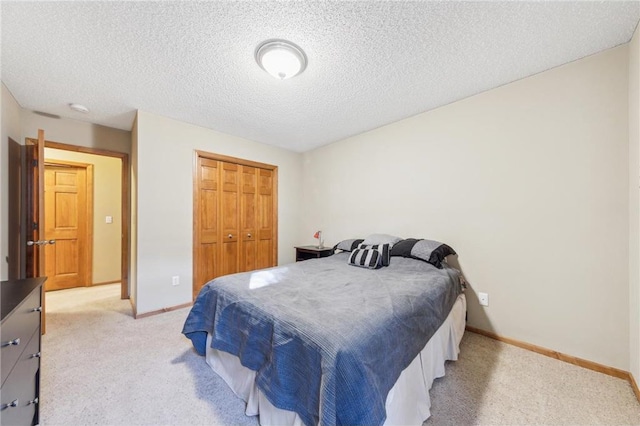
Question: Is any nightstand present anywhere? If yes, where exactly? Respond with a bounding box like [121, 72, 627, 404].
[295, 246, 334, 262]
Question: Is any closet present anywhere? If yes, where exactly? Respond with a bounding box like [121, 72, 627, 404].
[193, 151, 277, 298]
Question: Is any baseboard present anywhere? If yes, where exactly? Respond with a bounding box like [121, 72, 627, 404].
[92, 280, 120, 286]
[630, 372, 640, 403]
[466, 326, 633, 386]
[134, 302, 193, 319]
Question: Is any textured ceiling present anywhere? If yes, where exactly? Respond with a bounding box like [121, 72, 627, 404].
[2, 1, 639, 152]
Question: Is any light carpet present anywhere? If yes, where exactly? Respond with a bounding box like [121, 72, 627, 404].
[41, 284, 639, 425]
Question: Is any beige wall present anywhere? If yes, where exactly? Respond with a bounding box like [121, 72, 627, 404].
[301, 46, 630, 370]
[22, 110, 131, 289]
[1, 87, 131, 282]
[22, 110, 131, 154]
[133, 111, 303, 315]
[44, 148, 122, 285]
[1, 83, 23, 281]
[130, 114, 138, 306]
[3, 36, 637, 379]
[629, 26, 640, 385]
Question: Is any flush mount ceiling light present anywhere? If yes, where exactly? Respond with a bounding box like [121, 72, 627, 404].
[255, 39, 307, 80]
[69, 103, 89, 113]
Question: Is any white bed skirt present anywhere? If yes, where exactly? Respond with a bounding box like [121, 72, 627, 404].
[205, 293, 466, 426]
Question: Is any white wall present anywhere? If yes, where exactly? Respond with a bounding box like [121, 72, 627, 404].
[21, 110, 131, 154]
[629, 26, 640, 385]
[1, 83, 23, 280]
[21, 111, 131, 289]
[130, 114, 138, 305]
[0, 7, 3, 281]
[44, 148, 122, 285]
[134, 111, 303, 315]
[301, 46, 630, 370]
[1, 88, 131, 282]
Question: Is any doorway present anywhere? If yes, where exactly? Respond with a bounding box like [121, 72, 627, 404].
[43, 141, 130, 299]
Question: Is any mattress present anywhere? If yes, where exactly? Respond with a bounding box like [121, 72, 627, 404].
[205, 293, 467, 426]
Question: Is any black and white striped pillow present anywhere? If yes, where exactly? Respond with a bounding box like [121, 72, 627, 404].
[348, 248, 382, 269]
[358, 243, 390, 266]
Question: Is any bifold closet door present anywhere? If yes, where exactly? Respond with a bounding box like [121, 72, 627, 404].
[194, 159, 244, 296]
[256, 168, 274, 270]
[240, 166, 258, 272]
[194, 152, 277, 298]
[220, 162, 240, 277]
[195, 158, 220, 298]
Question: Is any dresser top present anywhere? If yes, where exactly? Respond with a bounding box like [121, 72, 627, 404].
[1, 277, 46, 323]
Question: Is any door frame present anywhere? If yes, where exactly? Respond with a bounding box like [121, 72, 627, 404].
[24, 130, 46, 333]
[43, 160, 94, 291]
[41, 140, 130, 299]
[25, 133, 46, 280]
[8, 137, 22, 280]
[193, 150, 278, 299]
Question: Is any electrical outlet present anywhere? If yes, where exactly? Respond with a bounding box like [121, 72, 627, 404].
[172, 276, 180, 286]
[478, 292, 489, 307]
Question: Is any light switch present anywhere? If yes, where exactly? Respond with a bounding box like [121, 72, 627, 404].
[105, 216, 113, 224]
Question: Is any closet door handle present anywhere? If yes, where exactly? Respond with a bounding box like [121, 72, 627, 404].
[32, 306, 42, 313]
[247, 233, 252, 238]
[228, 234, 233, 239]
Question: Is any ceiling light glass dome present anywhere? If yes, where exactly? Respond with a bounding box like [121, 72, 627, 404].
[255, 39, 307, 80]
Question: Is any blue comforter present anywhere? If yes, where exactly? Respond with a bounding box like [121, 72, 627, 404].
[182, 253, 462, 426]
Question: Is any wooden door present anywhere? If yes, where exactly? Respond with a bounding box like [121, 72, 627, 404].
[194, 157, 220, 298]
[220, 162, 240, 276]
[25, 131, 45, 279]
[25, 130, 46, 333]
[8, 138, 23, 280]
[43, 163, 91, 291]
[240, 166, 258, 272]
[257, 168, 275, 269]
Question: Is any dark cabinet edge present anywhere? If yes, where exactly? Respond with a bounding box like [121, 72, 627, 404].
[1, 277, 47, 324]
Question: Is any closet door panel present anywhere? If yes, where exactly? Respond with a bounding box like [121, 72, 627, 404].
[221, 241, 239, 276]
[256, 239, 273, 270]
[257, 169, 275, 269]
[220, 162, 239, 275]
[240, 166, 258, 272]
[195, 158, 220, 296]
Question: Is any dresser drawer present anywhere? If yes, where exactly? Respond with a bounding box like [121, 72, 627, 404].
[1, 288, 41, 386]
[12, 327, 41, 381]
[0, 370, 37, 426]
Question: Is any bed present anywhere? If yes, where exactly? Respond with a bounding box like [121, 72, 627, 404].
[182, 237, 465, 426]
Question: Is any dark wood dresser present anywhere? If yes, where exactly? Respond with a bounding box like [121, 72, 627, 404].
[1, 277, 45, 426]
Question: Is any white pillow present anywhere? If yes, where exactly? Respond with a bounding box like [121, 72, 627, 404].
[334, 238, 364, 252]
[361, 234, 402, 248]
